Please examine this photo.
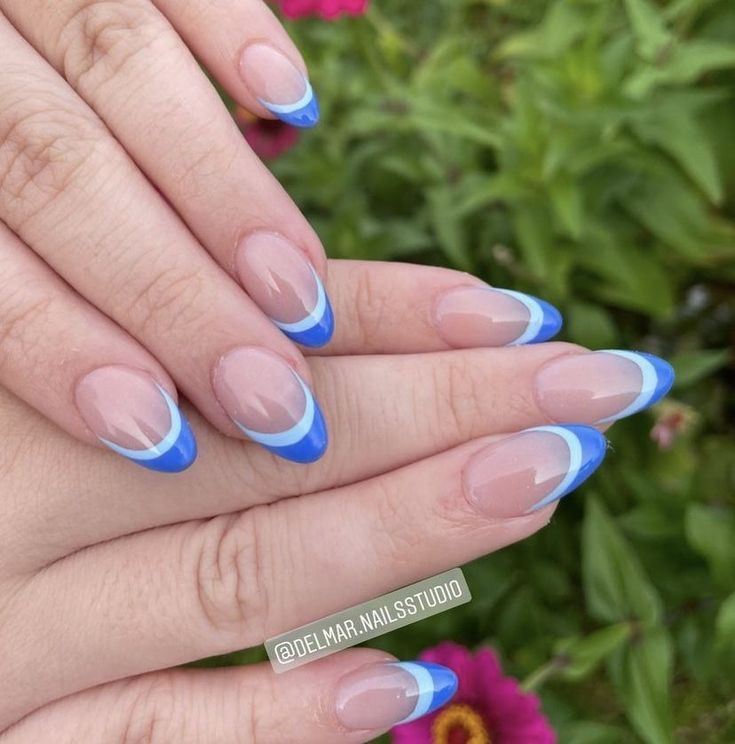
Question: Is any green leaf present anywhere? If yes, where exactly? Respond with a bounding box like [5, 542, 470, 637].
[631, 111, 723, 204]
[427, 186, 472, 270]
[623, 0, 673, 61]
[626, 40, 735, 97]
[549, 176, 584, 239]
[610, 627, 674, 744]
[716, 592, 735, 647]
[582, 498, 663, 624]
[557, 623, 633, 681]
[671, 349, 731, 389]
[566, 302, 619, 349]
[560, 722, 631, 744]
[685, 504, 735, 588]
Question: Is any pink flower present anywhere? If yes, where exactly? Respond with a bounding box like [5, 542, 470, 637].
[274, 0, 369, 20]
[234, 106, 300, 160]
[392, 642, 556, 744]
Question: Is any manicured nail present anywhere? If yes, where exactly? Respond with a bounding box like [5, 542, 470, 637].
[75, 366, 197, 473]
[239, 43, 319, 128]
[213, 347, 327, 463]
[464, 425, 607, 516]
[433, 285, 562, 348]
[535, 350, 675, 424]
[236, 233, 334, 348]
[335, 661, 458, 730]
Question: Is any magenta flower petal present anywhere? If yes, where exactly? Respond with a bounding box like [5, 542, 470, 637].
[274, 0, 369, 20]
[391, 642, 556, 744]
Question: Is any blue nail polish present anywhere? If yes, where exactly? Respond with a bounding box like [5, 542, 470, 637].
[232, 374, 328, 464]
[598, 350, 675, 423]
[259, 81, 320, 129]
[527, 425, 607, 511]
[273, 266, 334, 348]
[490, 288, 563, 345]
[392, 662, 459, 725]
[100, 386, 198, 473]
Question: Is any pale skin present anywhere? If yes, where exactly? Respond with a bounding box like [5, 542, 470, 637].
[0, 2, 651, 741]
[0, 267, 596, 739]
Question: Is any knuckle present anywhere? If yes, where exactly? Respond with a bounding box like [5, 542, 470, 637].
[120, 264, 209, 339]
[434, 354, 485, 441]
[60, 0, 168, 91]
[118, 675, 177, 744]
[0, 100, 101, 227]
[372, 479, 423, 565]
[0, 276, 56, 373]
[190, 511, 273, 643]
[352, 265, 391, 351]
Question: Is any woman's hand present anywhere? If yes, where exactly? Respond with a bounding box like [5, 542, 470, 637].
[0, 0, 339, 468]
[0, 262, 674, 742]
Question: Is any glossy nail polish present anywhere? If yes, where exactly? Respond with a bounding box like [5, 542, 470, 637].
[236, 233, 334, 348]
[75, 366, 197, 473]
[464, 425, 607, 516]
[433, 286, 563, 348]
[535, 350, 675, 424]
[213, 347, 327, 463]
[335, 661, 458, 730]
[239, 43, 319, 128]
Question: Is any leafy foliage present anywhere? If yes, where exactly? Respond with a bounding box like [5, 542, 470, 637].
[223, 0, 735, 740]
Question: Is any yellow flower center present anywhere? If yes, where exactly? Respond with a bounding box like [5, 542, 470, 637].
[431, 703, 492, 744]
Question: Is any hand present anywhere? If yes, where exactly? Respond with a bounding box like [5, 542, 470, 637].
[0, 0, 335, 470]
[0, 262, 674, 742]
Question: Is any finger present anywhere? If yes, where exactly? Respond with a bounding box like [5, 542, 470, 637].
[3, 340, 676, 567]
[2, 0, 333, 346]
[153, 0, 320, 125]
[6, 424, 606, 712]
[1, 652, 457, 741]
[0, 221, 197, 473]
[313, 260, 563, 356]
[1, 343, 577, 568]
[0, 17, 329, 462]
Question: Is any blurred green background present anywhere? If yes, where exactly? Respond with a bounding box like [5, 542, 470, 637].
[220, 1, 735, 741]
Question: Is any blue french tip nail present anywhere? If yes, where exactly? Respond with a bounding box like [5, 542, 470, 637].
[273, 267, 335, 348]
[260, 82, 320, 129]
[100, 387, 198, 473]
[393, 661, 459, 725]
[598, 350, 676, 423]
[234, 375, 328, 464]
[489, 289, 563, 345]
[527, 425, 607, 511]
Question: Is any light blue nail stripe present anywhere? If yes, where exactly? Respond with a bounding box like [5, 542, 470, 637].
[232, 374, 315, 448]
[273, 266, 327, 335]
[258, 80, 314, 115]
[392, 662, 435, 725]
[598, 350, 658, 423]
[491, 288, 545, 345]
[99, 385, 182, 461]
[526, 426, 583, 511]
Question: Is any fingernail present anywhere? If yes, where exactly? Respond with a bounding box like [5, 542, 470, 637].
[464, 425, 607, 516]
[433, 285, 562, 348]
[535, 350, 675, 424]
[335, 661, 458, 730]
[239, 43, 319, 128]
[236, 232, 334, 348]
[75, 366, 197, 473]
[213, 347, 327, 463]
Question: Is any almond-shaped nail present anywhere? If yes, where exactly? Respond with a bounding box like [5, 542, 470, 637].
[75, 366, 197, 473]
[239, 43, 319, 128]
[535, 350, 675, 424]
[464, 425, 607, 516]
[213, 347, 327, 463]
[335, 661, 458, 730]
[236, 233, 334, 348]
[433, 286, 563, 348]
